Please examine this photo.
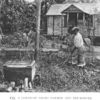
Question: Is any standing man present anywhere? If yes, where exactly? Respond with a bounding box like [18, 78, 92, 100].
[71, 27, 86, 67]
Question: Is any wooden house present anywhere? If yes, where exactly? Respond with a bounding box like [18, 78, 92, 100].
[46, 3, 100, 39]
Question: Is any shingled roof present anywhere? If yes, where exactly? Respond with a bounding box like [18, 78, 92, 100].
[46, 3, 100, 15]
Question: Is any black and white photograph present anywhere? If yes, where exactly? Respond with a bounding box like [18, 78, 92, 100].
[0, 0, 100, 99]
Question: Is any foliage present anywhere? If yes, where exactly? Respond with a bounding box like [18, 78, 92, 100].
[0, 0, 98, 35]
[1, 30, 37, 48]
[40, 0, 98, 34]
[0, 0, 37, 35]
[36, 51, 100, 92]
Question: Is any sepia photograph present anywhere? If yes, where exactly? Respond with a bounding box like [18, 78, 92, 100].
[0, 0, 100, 99]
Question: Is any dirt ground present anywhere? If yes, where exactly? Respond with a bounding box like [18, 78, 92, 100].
[35, 46, 100, 92]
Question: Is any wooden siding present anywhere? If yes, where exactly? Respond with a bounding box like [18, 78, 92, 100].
[47, 14, 100, 37]
[54, 16, 61, 35]
[47, 16, 62, 35]
[94, 15, 100, 36]
[47, 16, 53, 35]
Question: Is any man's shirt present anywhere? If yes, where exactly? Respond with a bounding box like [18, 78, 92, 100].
[74, 32, 84, 48]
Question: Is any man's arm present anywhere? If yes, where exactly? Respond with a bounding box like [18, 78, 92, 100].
[71, 46, 77, 54]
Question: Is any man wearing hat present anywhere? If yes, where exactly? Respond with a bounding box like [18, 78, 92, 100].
[70, 26, 86, 67]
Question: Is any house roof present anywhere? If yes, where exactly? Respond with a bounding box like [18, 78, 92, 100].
[46, 3, 100, 15]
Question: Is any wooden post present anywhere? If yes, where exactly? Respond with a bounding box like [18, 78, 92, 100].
[33, 0, 41, 82]
[52, 16, 55, 48]
[53, 16, 55, 36]
[83, 13, 86, 37]
[83, 13, 85, 26]
[92, 15, 95, 45]
[34, 0, 41, 61]
[93, 15, 95, 33]
[61, 15, 63, 36]
[67, 13, 69, 26]
[77, 13, 79, 26]
[92, 15, 95, 62]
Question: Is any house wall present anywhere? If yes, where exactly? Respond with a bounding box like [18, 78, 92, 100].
[76, 14, 100, 38]
[62, 28, 68, 36]
[47, 16, 62, 35]
[62, 16, 68, 36]
[78, 23, 88, 38]
[47, 16, 53, 35]
[94, 15, 100, 36]
[47, 15, 89, 37]
[47, 14, 100, 37]
[54, 16, 62, 35]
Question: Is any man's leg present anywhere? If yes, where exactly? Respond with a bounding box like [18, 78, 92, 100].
[72, 49, 78, 65]
[77, 47, 86, 67]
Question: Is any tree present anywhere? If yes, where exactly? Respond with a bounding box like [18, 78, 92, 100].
[41, 0, 56, 34]
[0, 0, 37, 35]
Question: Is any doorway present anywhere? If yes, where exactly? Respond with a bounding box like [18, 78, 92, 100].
[68, 13, 77, 26]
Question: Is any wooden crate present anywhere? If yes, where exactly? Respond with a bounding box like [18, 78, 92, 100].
[3, 60, 35, 85]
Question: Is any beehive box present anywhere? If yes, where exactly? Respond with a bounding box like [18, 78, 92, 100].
[3, 60, 35, 85]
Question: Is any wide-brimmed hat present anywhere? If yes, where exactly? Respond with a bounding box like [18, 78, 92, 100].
[72, 27, 79, 31]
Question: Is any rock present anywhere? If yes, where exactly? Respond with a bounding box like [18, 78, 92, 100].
[84, 38, 91, 46]
[10, 81, 15, 88]
[96, 89, 100, 92]
[29, 82, 32, 89]
[16, 87, 20, 92]
[7, 87, 13, 92]
[96, 56, 100, 60]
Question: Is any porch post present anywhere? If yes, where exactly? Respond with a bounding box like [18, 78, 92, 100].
[93, 15, 95, 29]
[92, 15, 95, 41]
[83, 13, 85, 26]
[53, 16, 54, 36]
[61, 15, 63, 36]
[67, 13, 69, 26]
[77, 13, 79, 26]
